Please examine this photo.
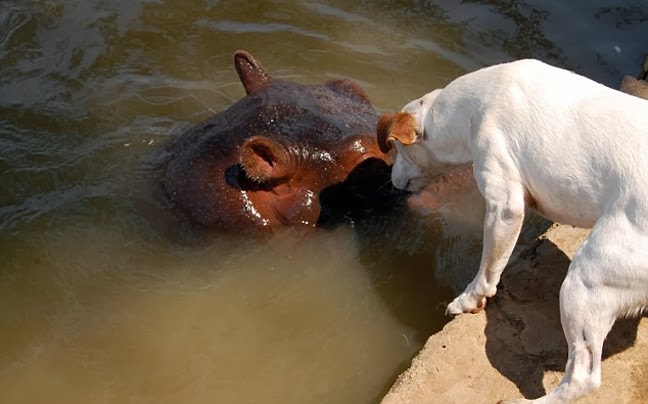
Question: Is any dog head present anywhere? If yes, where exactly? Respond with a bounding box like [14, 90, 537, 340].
[377, 89, 468, 192]
[376, 111, 430, 191]
[377, 90, 440, 154]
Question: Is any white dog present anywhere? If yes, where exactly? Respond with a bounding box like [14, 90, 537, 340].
[377, 59, 648, 403]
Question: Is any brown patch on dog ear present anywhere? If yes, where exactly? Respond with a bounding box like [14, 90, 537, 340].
[376, 112, 419, 153]
[239, 136, 292, 183]
[234, 50, 271, 95]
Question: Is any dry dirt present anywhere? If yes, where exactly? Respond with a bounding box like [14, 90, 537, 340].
[382, 224, 648, 404]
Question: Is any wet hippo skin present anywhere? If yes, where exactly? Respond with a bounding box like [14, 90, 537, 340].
[160, 50, 397, 233]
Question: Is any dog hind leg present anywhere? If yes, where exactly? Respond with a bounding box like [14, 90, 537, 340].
[535, 266, 616, 403]
[504, 219, 646, 403]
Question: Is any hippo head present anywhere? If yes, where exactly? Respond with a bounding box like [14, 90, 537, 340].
[161, 51, 392, 233]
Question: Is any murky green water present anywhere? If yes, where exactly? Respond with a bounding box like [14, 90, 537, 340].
[1, 1, 647, 403]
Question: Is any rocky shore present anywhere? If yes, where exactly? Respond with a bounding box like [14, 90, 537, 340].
[382, 224, 648, 404]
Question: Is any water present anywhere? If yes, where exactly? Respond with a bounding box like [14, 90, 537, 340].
[1, 1, 646, 403]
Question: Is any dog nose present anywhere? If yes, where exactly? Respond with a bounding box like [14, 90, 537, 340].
[391, 177, 409, 190]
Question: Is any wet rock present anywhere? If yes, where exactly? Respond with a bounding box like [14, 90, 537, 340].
[620, 54, 648, 100]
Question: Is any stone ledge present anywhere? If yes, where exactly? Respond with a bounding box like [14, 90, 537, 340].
[382, 224, 648, 404]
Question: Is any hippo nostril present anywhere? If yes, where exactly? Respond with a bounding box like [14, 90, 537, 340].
[226, 164, 273, 191]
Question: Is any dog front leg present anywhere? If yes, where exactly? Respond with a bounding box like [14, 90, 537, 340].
[446, 185, 525, 315]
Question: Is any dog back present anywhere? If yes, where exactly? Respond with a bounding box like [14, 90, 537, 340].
[427, 59, 648, 227]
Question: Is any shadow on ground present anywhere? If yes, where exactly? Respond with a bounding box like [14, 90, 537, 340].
[484, 234, 643, 399]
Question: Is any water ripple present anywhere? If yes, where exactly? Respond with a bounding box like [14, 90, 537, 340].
[0, 183, 116, 234]
[0, 4, 32, 53]
[196, 19, 330, 41]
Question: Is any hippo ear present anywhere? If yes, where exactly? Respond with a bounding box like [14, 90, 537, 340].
[240, 136, 293, 183]
[325, 79, 371, 104]
[234, 50, 272, 95]
[376, 112, 419, 153]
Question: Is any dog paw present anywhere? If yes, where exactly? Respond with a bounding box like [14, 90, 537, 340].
[445, 293, 487, 315]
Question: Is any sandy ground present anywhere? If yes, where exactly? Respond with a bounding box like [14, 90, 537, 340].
[381, 224, 648, 404]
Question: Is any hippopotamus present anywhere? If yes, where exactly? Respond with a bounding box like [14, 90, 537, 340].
[160, 50, 394, 233]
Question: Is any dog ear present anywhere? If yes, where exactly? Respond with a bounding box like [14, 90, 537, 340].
[376, 112, 419, 153]
[239, 136, 293, 183]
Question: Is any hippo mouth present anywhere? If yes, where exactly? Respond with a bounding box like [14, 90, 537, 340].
[270, 188, 319, 227]
[225, 163, 320, 228]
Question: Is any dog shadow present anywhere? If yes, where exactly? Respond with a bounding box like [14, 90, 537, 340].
[483, 235, 643, 399]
